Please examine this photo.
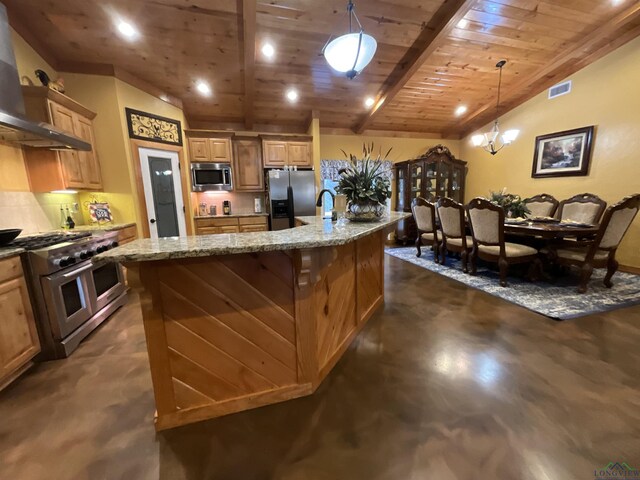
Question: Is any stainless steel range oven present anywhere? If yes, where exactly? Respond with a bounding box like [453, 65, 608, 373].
[16, 231, 128, 358]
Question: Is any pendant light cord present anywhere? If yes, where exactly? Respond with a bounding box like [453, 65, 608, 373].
[496, 63, 503, 118]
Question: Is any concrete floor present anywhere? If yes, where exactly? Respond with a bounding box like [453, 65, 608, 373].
[1, 254, 639, 479]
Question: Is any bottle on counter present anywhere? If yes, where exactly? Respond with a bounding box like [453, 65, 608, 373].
[65, 205, 75, 229]
[254, 197, 262, 214]
[60, 205, 67, 229]
[223, 200, 231, 215]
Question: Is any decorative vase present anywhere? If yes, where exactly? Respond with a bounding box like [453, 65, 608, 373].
[345, 201, 385, 222]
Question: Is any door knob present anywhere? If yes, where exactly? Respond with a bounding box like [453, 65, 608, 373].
[150, 218, 156, 224]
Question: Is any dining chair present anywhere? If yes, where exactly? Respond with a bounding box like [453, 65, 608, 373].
[411, 197, 439, 260]
[466, 198, 541, 287]
[542, 194, 640, 293]
[524, 193, 559, 218]
[556, 193, 607, 224]
[436, 197, 472, 272]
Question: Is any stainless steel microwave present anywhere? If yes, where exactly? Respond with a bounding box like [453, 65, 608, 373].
[191, 163, 233, 191]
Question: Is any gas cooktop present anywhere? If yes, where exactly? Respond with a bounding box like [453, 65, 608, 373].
[10, 232, 93, 251]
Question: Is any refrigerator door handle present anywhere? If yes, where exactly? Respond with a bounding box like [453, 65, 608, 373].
[287, 185, 295, 228]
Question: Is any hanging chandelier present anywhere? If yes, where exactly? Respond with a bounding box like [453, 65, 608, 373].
[472, 60, 519, 155]
[322, 0, 377, 79]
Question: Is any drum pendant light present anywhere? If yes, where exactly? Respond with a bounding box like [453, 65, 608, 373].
[322, 0, 377, 79]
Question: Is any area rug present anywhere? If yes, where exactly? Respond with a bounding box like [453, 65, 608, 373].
[385, 247, 640, 320]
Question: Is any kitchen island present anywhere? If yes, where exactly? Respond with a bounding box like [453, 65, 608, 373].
[96, 212, 409, 430]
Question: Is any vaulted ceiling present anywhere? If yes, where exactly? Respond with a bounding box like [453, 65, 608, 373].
[5, 0, 640, 137]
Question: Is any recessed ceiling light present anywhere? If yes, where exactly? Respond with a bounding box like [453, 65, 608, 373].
[286, 88, 299, 103]
[159, 94, 169, 102]
[457, 19, 469, 29]
[261, 42, 275, 59]
[455, 105, 468, 116]
[116, 20, 139, 40]
[364, 97, 375, 108]
[196, 81, 212, 96]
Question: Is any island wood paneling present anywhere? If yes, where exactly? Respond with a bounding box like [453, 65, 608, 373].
[128, 229, 387, 430]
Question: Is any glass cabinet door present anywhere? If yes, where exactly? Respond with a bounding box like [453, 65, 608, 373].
[423, 161, 437, 201]
[450, 165, 463, 203]
[437, 161, 451, 199]
[410, 161, 423, 201]
[396, 165, 407, 211]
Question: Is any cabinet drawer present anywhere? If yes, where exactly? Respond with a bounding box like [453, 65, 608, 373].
[239, 224, 268, 233]
[0, 256, 22, 284]
[238, 216, 268, 226]
[117, 225, 138, 245]
[195, 226, 220, 236]
[219, 225, 240, 234]
[195, 217, 239, 227]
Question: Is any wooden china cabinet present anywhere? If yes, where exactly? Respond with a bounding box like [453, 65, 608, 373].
[394, 145, 467, 243]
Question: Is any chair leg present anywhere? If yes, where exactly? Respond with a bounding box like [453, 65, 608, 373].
[527, 257, 543, 282]
[415, 235, 422, 258]
[578, 263, 594, 293]
[440, 242, 447, 266]
[498, 257, 509, 287]
[461, 249, 468, 273]
[604, 256, 618, 288]
[433, 241, 440, 263]
[469, 247, 477, 275]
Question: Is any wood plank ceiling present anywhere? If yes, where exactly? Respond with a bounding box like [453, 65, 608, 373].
[5, 0, 640, 137]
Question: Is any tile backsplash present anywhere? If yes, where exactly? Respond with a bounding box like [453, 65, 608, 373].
[0, 192, 83, 234]
[193, 191, 266, 216]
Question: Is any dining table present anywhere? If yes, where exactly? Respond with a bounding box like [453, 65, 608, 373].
[503, 221, 599, 239]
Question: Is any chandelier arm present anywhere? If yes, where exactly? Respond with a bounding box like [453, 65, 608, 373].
[351, 7, 364, 31]
[351, 31, 364, 74]
[321, 3, 351, 53]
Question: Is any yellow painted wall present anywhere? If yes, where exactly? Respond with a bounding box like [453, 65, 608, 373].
[11, 27, 57, 86]
[460, 36, 640, 268]
[320, 134, 460, 163]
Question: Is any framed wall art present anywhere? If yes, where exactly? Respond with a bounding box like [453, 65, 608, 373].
[531, 126, 594, 178]
[125, 107, 183, 146]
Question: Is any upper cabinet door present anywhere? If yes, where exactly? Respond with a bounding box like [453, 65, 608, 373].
[74, 116, 103, 190]
[209, 138, 232, 163]
[263, 141, 287, 168]
[287, 142, 312, 167]
[48, 102, 85, 188]
[233, 140, 265, 191]
[188, 138, 211, 162]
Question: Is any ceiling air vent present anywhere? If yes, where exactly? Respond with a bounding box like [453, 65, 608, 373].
[548, 80, 572, 99]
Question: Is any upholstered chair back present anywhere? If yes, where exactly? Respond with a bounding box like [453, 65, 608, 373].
[411, 198, 435, 232]
[525, 194, 558, 218]
[558, 193, 607, 224]
[597, 195, 640, 249]
[467, 198, 504, 246]
[436, 198, 464, 238]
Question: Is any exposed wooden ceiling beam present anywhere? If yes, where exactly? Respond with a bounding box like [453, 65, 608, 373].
[241, 0, 257, 130]
[353, 0, 477, 134]
[452, 2, 640, 139]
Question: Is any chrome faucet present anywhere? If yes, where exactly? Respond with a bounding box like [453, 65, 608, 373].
[316, 189, 335, 207]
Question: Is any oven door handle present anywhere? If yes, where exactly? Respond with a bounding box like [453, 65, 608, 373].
[62, 264, 94, 278]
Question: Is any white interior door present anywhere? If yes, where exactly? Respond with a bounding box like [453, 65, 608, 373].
[138, 147, 187, 239]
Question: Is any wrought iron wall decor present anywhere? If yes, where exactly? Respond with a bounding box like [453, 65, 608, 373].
[125, 107, 183, 146]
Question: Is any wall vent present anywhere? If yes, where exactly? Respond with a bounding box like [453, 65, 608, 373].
[549, 80, 572, 99]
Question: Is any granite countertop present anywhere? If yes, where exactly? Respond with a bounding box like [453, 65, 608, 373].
[95, 212, 411, 263]
[194, 213, 269, 219]
[0, 247, 25, 260]
[64, 222, 137, 232]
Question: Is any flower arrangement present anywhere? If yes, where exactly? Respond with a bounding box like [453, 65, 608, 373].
[336, 143, 392, 220]
[489, 188, 530, 218]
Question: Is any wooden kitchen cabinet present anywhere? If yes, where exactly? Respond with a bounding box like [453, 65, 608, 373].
[263, 141, 288, 168]
[262, 136, 313, 168]
[195, 215, 268, 235]
[0, 256, 40, 391]
[21, 87, 103, 192]
[186, 131, 233, 163]
[233, 137, 264, 191]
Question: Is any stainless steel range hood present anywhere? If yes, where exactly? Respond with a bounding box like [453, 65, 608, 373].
[0, 4, 90, 151]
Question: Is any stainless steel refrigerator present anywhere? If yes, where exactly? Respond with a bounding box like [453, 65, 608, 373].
[266, 170, 316, 230]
